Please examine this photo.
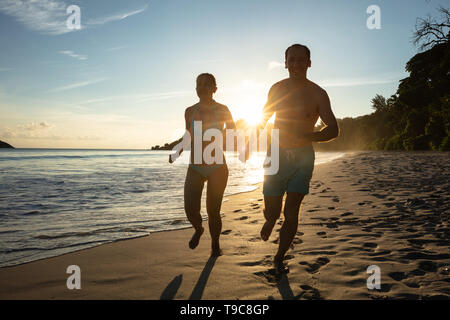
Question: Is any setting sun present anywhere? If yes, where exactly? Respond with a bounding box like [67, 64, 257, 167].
[224, 80, 268, 126]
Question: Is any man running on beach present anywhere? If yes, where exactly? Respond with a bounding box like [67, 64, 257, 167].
[255, 44, 339, 273]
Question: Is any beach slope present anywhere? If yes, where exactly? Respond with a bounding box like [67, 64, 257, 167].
[0, 151, 449, 300]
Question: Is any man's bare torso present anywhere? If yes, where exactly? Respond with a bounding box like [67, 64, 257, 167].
[270, 78, 324, 148]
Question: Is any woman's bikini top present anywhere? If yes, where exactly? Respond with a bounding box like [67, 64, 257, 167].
[190, 102, 223, 133]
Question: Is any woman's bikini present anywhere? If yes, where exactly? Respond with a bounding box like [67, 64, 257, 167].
[189, 101, 226, 178]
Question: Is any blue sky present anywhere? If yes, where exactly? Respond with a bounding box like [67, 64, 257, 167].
[0, 0, 445, 148]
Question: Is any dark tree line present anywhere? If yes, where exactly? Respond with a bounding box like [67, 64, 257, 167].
[314, 7, 449, 152]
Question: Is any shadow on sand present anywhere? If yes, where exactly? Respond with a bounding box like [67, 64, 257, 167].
[160, 274, 183, 300]
[160, 255, 219, 300]
[276, 274, 304, 300]
[189, 255, 218, 300]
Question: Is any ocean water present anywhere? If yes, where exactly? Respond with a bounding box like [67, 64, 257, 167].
[0, 148, 345, 267]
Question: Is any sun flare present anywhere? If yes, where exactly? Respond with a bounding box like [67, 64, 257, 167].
[224, 80, 269, 127]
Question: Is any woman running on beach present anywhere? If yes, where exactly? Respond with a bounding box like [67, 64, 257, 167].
[169, 73, 236, 256]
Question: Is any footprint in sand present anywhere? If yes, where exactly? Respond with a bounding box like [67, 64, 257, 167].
[233, 209, 243, 213]
[418, 261, 438, 273]
[299, 257, 330, 274]
[236, 216, 249, 220]
[343, 268, 364, 276]
[317, 231, 327, 238]
[404, 282, 420, 288]
[408, 269, 426, 277]
[293, 238, 303, 244]
[254, 267, 289, 283]
[388, 272, 407, 281]
[238, 260, 262, 267]
[298, 284, 323, 300]
[221, 230, 232, 235]
[341, 212, 353, 217]
[363, 242, 378, 249]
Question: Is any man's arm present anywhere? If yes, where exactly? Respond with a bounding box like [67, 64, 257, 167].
[257, 85, 276, 133]
[305, 90, 339, 142]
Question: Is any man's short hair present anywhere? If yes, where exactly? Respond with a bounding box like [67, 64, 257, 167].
[197, 73, 217, 87]
[285, 44, 311, 61]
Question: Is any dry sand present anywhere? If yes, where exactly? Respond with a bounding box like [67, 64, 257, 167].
[0, 151, 449, 300]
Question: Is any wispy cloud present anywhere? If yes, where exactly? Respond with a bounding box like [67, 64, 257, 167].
[49, 78, 108, 93]
[59, 50, 87, 60]
[268, 61, 284, 70]
[18, 122, 52, 131]
[0, 0, 71, 35]
[0, 1, 149, 35]
[86, 4, 148, 26]
[319, 77, 400, 88]
[106, 46, 127, 52]
[75, 90, 191, 106]
[0, 67, 13, 72]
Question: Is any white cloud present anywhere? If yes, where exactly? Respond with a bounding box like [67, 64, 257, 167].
[319, 77, 399, 88]
[268, 61, 284, 70]
[86, 4, 148, 26]
[18, 122, 52, 131]
[0, 0, 72, 35]
[74, 90, 191, 106]
[49, 78, 108, 93]
[0, 1, 149, 35]
[59, 50, 87, 61]
[106, 46, 127, 52]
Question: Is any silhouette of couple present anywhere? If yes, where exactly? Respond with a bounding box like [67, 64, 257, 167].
[169, 44, 339, 273]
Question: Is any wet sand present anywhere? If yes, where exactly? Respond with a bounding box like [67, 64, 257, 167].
[0, 151, 449, 299]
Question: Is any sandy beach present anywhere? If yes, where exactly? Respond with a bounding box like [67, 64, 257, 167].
[1, 151, 449, 300]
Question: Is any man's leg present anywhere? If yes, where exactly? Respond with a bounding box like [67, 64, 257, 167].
[274, 192, 304, 270]
[260, 195, 283, 241]
[206, 165, 229, 256]
[184, 166, 206, 249]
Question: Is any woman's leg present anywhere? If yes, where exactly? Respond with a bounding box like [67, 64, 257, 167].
[184, 166, 206, 249]
[206, 164, 229, 256]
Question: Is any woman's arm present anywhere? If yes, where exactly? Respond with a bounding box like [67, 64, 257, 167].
[169, 108, 192, 163]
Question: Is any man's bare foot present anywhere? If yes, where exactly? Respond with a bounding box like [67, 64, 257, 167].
[274, 255, 289, 274]
[260, 220, 276, 241]
[210, 248, 223, 257]
[189, 226, 204, 249]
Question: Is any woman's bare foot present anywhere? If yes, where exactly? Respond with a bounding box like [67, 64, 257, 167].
[260, 220, 276, 241]
[189, 226, 204, 249]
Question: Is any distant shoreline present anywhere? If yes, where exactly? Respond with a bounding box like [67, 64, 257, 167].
[0, 141, 14, 149]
